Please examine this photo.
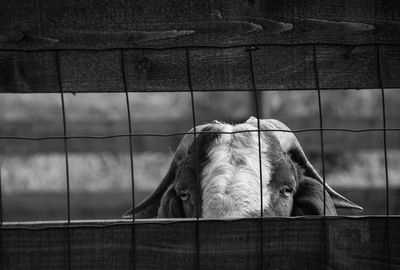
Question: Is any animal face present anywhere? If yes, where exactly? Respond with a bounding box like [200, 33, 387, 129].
[124, 118, 362, 219]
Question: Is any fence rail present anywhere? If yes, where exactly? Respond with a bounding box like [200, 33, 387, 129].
[1, 0, 400, 51]
[2, 217, 400, 270]
[1, 45, 400, 93]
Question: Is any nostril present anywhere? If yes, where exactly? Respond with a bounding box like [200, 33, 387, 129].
[280, 185, 294, 197]
[178, 190, 190, 201]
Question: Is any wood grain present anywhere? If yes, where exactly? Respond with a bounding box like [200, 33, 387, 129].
[2, 217, 399, 269]
[0, 0, 400, 51]
[1, 45, 399, 93]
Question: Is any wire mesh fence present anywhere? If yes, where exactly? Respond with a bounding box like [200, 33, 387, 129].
[1, 0, 400, 268]
[0, 43, 399, 269]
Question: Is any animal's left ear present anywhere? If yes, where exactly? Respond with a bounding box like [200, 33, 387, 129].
[292, 176, 337, 216]
[247, 117, 363, 215]
[157, 184, 184, 218]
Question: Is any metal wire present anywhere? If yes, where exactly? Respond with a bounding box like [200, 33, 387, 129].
[3, 215, 400, 231]
[312, 46, 327, 216]
[377, 44, 392, 269]
[55, 51, 72, 270]
[0, 163, 3, 270]
[376, 45, 391, 218]
[0, 40, 397, 269]
[2, 127, 399, 141]
[121, 49, 137, 270]
[248, 46, 265, 270]
[2, 215, 400, 230]
[312, 44, 329, 268]
[186, 47, 201, 270]
[0, 87, 394, 94]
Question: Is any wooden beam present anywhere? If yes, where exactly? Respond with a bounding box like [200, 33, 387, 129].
[0, 0, 399, 51]
[0, 45, 399, 93]
[2, 217, 399, 269]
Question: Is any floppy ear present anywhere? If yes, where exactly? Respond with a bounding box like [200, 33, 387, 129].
[157, 184, 184, 218]
[292, 176, 337, 216]
[246, 117, 363, 214]
[122, 124, 209, 219]
[122, 160, 177, 219]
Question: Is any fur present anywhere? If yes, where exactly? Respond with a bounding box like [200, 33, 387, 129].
[201, 123, 273, 218]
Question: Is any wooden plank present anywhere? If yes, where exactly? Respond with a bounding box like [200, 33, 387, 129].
[316, 45, 379, 89]
[124, 49, 189, 92]
[60, 50, 125, 93]
[0, 0, 399, 51]
[252, 45, 315, 90]
[190, 47, 252, 91]
[0, 51, 58, 93]
[382, 46, 400, 88]
[2, 217, 400, 269]
[1, 45, 399, 93]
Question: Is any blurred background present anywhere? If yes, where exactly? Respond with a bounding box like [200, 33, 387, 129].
[1, 89, 399, 221]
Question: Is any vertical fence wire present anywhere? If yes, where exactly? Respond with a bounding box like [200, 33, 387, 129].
[186, 47, 201, 270]
[185, 11, 200, 270]
[312, 45, 328, 268]
[55, 51, 72, 270]
[121, 49, 136, 270]
[376, 44, 392, 269]
[248, 46, 264, 270]
[0, 163, 3, 270]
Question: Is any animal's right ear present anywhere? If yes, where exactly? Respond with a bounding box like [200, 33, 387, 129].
[122, 161, 178, 218]
[123, 124, 209, 219]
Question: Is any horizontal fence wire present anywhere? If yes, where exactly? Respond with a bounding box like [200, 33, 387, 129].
[2, 215, 400, 229]
[0, 128, 399, 141]
[1, 88, 397, 94]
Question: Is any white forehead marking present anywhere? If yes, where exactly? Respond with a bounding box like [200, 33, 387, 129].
[201, 123, 272, 218]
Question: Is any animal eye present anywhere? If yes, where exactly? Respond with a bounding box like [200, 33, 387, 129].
[280, 185, 294, 197]
[178, 190, 190, 201]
